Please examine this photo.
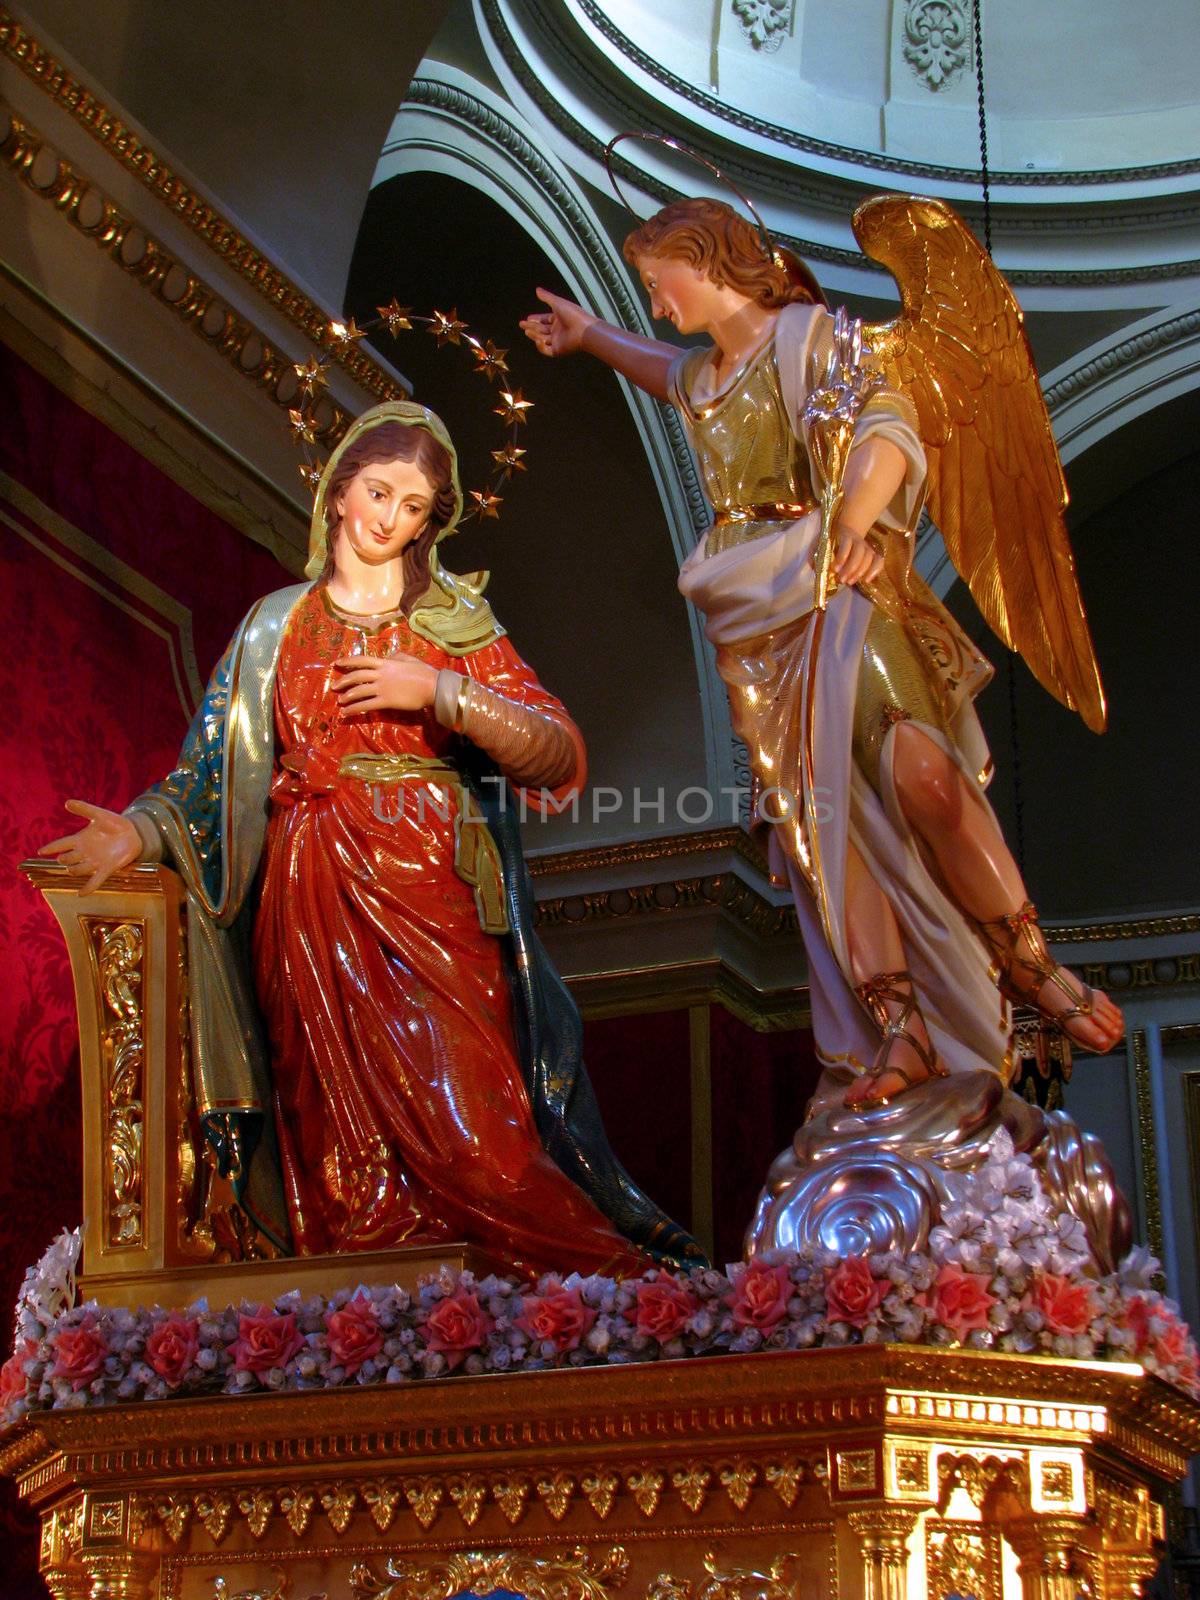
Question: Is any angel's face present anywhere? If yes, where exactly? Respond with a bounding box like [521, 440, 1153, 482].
[635, 252, 725, 335]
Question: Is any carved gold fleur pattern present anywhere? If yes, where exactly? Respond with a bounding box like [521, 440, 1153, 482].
[350, 1546, 629, 1600]
[491, 1474, 531, 1527]
[671, 1465, 712, 1514]
[446, 1474, 487, 1529]
[537, 1471, 576, 1521]
[279, 1486, 315, 1538]
[626, 1468, 665, 1519]
[926, 1521, 1002, 1600]
[238, 1490, 274, 1540]
[403, 1478, 443, 1532]
[195, 1492, 233, 1544]
[582, 1471, 620, 1520]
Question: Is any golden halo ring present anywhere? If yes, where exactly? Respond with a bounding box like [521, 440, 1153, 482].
[603, 131, 780, 266]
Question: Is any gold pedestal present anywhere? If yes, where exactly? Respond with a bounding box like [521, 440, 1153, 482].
[3, 1345, 1197, 1600]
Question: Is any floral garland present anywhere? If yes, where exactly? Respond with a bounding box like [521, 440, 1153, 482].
[3, 1133, 1198, 1422]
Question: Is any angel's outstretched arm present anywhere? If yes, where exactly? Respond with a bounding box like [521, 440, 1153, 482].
[520, 288, 675, 400]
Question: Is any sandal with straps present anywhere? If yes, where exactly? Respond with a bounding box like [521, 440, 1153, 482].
[980, 900, 1099, 1041]
[846, 969, 949, 1111]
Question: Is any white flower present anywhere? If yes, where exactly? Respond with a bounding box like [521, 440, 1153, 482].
[15, 1227, 81, 1343]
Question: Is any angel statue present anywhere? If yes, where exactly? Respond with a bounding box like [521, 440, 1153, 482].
[522, 189, 1132, 1270]
[40, 399, 700, 1278]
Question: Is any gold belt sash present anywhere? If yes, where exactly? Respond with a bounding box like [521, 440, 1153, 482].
[337, 752, 508, 936]
[711, 499, 818, 527]
[708, 499, 818, 557]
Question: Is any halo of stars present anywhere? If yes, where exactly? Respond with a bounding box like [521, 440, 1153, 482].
[288, 303, 533, 529]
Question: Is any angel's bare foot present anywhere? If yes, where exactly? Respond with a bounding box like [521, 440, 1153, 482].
[844, 970, 949, 1111]
[981, 901, 1124, 1053]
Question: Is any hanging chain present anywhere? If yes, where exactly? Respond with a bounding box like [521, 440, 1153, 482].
[972, 0, 993, 257]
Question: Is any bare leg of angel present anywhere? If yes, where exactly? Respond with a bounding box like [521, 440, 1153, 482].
[842, 838, 946, 1109]
[889, 723, 1123, 1053]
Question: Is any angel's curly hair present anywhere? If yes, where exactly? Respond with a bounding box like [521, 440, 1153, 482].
[623, 197, 823, 309]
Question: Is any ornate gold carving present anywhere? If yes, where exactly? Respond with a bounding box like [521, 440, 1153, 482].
[717, 1460, 757, 1512]
[1039, 1461, 1075, 1504]
[0, 11, 401, 403]
[85, 1494, 125, 1542]
[937, 1452, 1028, 1514]
[763, 1459, 804, 1509]
[893, 1448, 929, 1494]
[537, 1471, 576, 1521]
[446, 1474, 486, 1528]
[278, 1486, 315, 1538]
[88, 920, 146, 1248]
[671, 1464, 712, 1514]
[0, 115, 368, 447]
[350, 1547, 629, 1600]
[647, 1550, 797, 1600]
[583, 1470, 620, 1520]
[195, 1492, 233, 1544]
[154, 1493, 192, 1544]
[836, 1449, 878, 1494]
[626, 1468, 665, 1518]
[321, 1482, 357, 1534]
[238, 1489, 274, 1540]
[926, 1522, 1002, 1600]
[210, 1571, 304, 1600]
[491, 1473, 531, 1526]
[363, 1480, 403, 1533]
[403, 1478, 442, 1532]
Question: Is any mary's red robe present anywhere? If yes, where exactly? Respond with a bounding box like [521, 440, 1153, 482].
[251, 587, 644, 1278]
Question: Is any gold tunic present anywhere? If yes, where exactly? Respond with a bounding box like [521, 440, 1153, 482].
[676, 339, 950, 796]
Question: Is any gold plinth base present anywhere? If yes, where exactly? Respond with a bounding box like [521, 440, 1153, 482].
[79, 1244, 503, 1312]
[3, 1346, 1197, 1600]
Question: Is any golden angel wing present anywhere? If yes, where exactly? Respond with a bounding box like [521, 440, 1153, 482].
[853, 194, 1106, 732]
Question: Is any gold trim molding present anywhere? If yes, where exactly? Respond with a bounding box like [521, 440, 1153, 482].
[0, 109, 398, 442]
[3, 1347, 1195, 1600]
[0, 7, 401, 403]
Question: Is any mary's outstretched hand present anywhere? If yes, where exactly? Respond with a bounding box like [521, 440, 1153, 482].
[39, 800, 141, 893]
[519, 288, 595, 358]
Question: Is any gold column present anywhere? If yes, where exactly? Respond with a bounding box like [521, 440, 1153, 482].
[1005, 1515, 1096, 1600]
[847, 1507, 919, 1600]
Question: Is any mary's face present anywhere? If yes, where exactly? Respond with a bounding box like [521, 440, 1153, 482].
[635, 252, 722, 335]
[334, 457, 435, 568]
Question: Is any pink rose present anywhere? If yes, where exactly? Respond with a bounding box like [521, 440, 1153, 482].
[1124, 1294, 1153, 1352]
[0, 1341, 36, 1411]
[326, 1293, 384, 1375]
[729, 1263, 792, 1332]
[145, 1316, 199, 1388]
[1151, 1319, 1200, 1388]
[423, 1291, 494, 1371]
[917, 1263, 996, 1340]
[825, 1258, 889, 1328]
[516, 1285, 597, 1353]
[231, 1308, 303, 1374]
[632, 1278, 697, 1343]
[1027, 1274, 1097, 1337]
[49, 1316, 108, 1390]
